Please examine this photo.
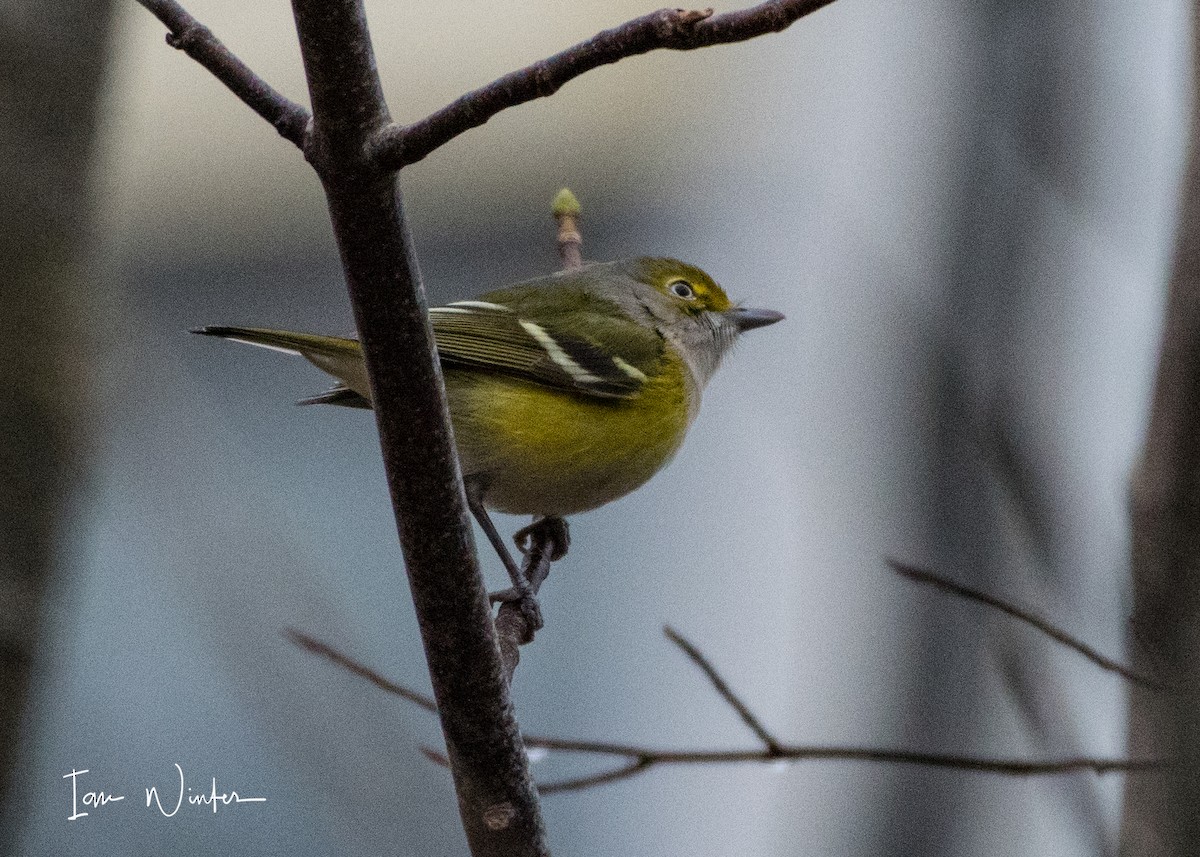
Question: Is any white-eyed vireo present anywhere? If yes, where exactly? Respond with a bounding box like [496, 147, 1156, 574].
[195, 257, 782, 598]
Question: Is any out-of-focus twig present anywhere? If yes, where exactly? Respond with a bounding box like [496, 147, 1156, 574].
[887, 559, 1162, 690]
[286, 629, 437, 712]
[1120, 4, 1200, 851]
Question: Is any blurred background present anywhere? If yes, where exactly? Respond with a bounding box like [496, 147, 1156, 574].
[1, 0, 1190, 854]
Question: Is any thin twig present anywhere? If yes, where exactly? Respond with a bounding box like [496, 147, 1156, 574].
[370, 1, 839, 170]
[887, 559, 1164, 691]
[534, 748, 1159, 794]
[538, 759, 654, 794]
[138, 0, 837, 172]
[285, 629, 437, 712]
[290, 632, 1159, 794]
[663, 625, 784, 754]
[134, 0, 310, 147]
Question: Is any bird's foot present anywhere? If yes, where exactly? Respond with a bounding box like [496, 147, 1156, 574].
[488, 585, 544, 632]
[514, 515, 570, 561]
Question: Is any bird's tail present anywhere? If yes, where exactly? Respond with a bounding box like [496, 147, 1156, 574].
[192, 326, 372, 408]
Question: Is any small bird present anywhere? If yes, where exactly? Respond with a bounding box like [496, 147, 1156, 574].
[195, 257, 783, 604]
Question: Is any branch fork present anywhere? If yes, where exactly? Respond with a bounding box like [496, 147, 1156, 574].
[288, 625, 1158, 795]
[140, 0, 838, 171]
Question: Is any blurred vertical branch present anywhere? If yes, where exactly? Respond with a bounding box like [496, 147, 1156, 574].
[1120, 3, 1200, 852]
[0, 0, 115, 839]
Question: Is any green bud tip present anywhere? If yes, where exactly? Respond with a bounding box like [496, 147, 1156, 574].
[552, 188, 581, 218]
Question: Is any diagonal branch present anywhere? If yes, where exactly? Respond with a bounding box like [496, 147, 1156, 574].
[887, 559, 1163, 690]
[538, 759, 654, 794]
[135, 0, 310, 147]
[286, 629, 438, 712]
[664, 625, 784, 754]
[369, 0, 839, 170]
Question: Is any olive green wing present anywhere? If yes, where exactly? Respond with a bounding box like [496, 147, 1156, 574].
[430, 286, 661, 400]
[196, 272, 664, 405]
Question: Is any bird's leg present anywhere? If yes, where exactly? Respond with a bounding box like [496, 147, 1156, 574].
[464, 476, 543, 631]
[463, 476, 526, 589]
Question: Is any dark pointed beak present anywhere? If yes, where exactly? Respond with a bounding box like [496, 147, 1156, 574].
[728, 306, 785, 332]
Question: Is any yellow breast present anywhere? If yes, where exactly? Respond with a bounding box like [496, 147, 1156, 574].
[446, 352, 694, 516]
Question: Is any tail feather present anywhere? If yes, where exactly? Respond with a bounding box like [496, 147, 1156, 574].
[192, 326, 360, 358]
[296, 385, 372, 409]
[193, 326, 370, 406]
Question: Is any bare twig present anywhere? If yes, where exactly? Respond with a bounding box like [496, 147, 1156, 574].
[535, 747, 1159, 793]
[138, 0, 839, 172]
[538, 759, 654, 794]
[134, 0, 310, 147]
[663, 625, 784, 754]
[370, 1, 839, 170]
[887, 559, 1162, 690]
[431, 733, 1155, 793]
[292, 632, 1159, 794]
[285, 629, 437, 712]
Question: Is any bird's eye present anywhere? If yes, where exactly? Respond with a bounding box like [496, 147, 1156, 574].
[669, 280, 696, 300]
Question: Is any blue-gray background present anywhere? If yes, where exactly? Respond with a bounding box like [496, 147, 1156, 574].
[6, 0, 1189, 854]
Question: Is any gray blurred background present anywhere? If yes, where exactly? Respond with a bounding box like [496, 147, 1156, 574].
[2, 0, 1189, 854]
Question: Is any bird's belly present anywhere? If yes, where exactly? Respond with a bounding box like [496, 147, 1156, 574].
[446, 365, 692, 516]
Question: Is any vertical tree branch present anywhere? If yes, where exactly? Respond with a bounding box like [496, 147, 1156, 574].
[286, 2, 545, 854]
[0, 2, 115, 843]
[1120, 5, 1200, 852]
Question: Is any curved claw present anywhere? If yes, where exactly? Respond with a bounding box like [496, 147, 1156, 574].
[513, 515, 570, 561]
[489, 586, 522, 604]
[488, 587, 544, 633]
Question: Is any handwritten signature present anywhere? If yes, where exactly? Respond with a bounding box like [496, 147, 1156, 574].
[63, 765, 266, 821]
